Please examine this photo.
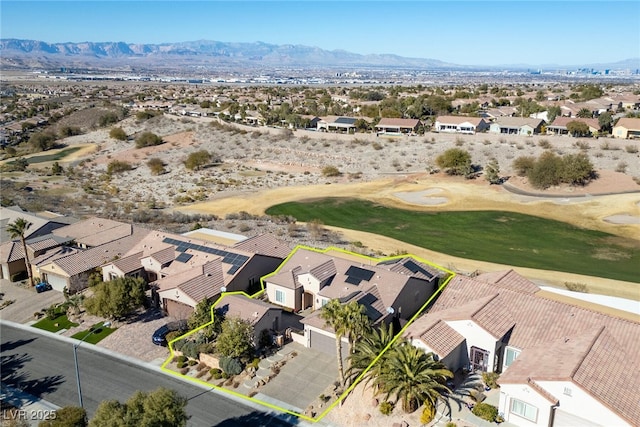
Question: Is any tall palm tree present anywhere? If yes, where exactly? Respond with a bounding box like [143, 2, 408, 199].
[347, 321, 395, 389]
[6, 217, 34, 287]
[376, 340, 453, 413]
[321, 299, 349, 387]
[321, 299, 372, 387]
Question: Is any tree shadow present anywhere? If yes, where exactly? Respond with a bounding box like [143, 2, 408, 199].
[125, 307, 165, 324]
[0, 337, 37, 352]
[212, 410, 300, 427]
[1, 353, 65, 406]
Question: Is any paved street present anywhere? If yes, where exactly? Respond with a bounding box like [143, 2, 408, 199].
[1, 322, 296, 426]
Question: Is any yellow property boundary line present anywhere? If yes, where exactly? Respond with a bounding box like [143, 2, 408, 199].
[160, 245, 455, 423]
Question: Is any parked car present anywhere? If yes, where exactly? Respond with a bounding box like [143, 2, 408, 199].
[35, 282, 52, 293]
[151, 320, 187, 346]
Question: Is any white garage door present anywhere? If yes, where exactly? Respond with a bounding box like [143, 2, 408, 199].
[47, 274, 68, 292]
[554, 409, 603, 427]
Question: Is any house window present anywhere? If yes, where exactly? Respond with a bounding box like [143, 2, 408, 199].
[275, 290, 285, 304]
[563, 387, 572, 396]
[321, 299, 328, 307]
[504, 348, 521, 369]
[510, 398, 538, 422]
[109, 272, 118, 280]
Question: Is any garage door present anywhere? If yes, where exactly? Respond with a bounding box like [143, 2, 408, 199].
[309, 330, 349, 360]
[47, 274, 68, 292]
[554, 409, 602, 427]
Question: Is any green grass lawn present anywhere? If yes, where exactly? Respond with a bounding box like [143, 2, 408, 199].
[32, 314, 79, 332]
[71, 322, 117, 344]
[266, 198, 640, 283]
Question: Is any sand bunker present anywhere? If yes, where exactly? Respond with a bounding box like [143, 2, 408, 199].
[603, 214, 640, 225]
[393, 188, 449, 206]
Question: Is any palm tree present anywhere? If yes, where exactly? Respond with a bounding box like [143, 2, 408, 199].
[6, 217, 34, 287]
[376, 340, 453, 413]
[321, 299, 349, 387]
[343, 300, 371, 352]
[347, 321, 395, 389]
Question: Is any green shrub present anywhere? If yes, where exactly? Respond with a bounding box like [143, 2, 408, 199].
[106, 160, 132, 175]
[220, 356, 243, 376]
[109, 127, 127, 141]
[135, 131, 163, 148]
[512, 156, 536, 177]
[482, 371, 500, 389]
[322, 165, 341, 177]
[176, 361, 185, 369]
[188, 359, 197, 366]
[176, 355, 187, 364]
[435, 148, 472, 176]
[472, 402, 498, 422]
[379, 401, 394, 416]
[445, 422, 458, 427]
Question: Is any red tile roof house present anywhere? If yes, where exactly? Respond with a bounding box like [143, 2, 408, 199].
[34, 218, 152, 293]
[101, 233, 291, 319]
[613, 117, 640, 139]
[375, 118, 422, 135]
[546, 116, 601, 136]
[488, 117, 546, 136]
[403, 270, 640, 427]
[434, 116, 489, 134]
[264, 248, 443, 356]
[0, 206, 74, 281]
[214, 294, 283, 349]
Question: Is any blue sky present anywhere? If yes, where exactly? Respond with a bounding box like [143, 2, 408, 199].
[1, 1, 638, 66]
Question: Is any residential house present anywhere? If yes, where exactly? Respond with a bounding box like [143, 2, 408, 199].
[546, 116, 600, 136]
[404, 270, 639, 427]
[265, 248, 442, 355]
[317, 116, 358, 133]
[0, 207, 74, 281]
[434, 116, 489, 134]
[101, 232, 290, 318]
[375, 118, 422, 135]
[489, 117, 546, 136]
[612, 117, 640, 139]
[214, 294, 283, 349]
[300, 115, 322, 129]
[35, 225, 151, 293]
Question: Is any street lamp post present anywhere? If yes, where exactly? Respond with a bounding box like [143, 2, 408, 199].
[73, 322, 111, 408]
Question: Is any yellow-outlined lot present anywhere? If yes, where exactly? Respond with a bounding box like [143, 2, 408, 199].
[160, 245, 455, 423]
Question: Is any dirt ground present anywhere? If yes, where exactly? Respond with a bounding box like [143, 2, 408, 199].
[6, 114, 639, 301]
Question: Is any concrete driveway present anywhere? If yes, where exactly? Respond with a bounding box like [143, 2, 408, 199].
[259, 343, 338, 413]
[0, 279, 65, 323]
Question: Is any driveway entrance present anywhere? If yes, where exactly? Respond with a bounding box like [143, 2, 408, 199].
[259, 343, 338, 412]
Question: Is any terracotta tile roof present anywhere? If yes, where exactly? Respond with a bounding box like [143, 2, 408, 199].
[53, 217, 133, 247]
[0, 241, 23, 263]
[215, 294, 279, 325]
[26, 235, 72, 252]
[614, 117, 640, 131]
[149, 247, 175, 265]
[376, 118, 421, 128]
[492, 117, 545, 128]
[549, 116, 600, 130]
[179, 261, 226, 303]
[419, 320, 466, 357]
[48, 227, 151, 277]
[436, 115, 485, 126]
[1, 206, 59, 241]
[111, 252, 144, 274]
[31, 246, 80, 266]
[419, 271, 640, 425]
[474, 269, 539, 294]
[572, 329, 640, 425]
[233, 234, 291, 259]
[310, 259, 337, 283]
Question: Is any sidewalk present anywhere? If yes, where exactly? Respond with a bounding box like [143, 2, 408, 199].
[1, 383, 60, 427]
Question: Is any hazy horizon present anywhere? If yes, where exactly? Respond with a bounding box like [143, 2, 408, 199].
[1, 1, 639, 67]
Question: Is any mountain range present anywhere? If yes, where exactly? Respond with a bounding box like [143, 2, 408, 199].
[1, 38, 638, 72]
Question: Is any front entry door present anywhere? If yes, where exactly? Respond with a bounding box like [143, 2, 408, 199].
[470, 346, 489, 372]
